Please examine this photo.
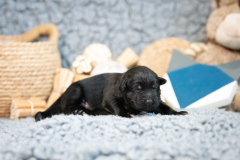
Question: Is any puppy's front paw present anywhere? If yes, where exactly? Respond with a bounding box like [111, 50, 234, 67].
[174, 111, 188, 115]
[125, 114, 132, 118]
[74, 109, 83, 115]
[35, 112, 44, 122]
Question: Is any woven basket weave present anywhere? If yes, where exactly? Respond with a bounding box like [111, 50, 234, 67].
[0, 24, 61, 117]
[137, 37, 190, 77]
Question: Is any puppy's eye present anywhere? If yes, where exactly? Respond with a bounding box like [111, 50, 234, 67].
[152, 85, 156, 89]
[137, 85, 142, 90]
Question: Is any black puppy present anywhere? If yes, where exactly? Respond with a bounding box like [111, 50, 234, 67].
[35, 66, 187, 121]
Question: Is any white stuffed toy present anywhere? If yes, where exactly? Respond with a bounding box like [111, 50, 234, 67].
[216, 13, 240, 50]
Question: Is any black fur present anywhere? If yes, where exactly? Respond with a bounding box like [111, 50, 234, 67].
[35, 66, 187, 121]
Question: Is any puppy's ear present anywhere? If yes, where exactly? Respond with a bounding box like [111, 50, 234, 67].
[158, 77, 167, 85]
[121, 79, 128, 91]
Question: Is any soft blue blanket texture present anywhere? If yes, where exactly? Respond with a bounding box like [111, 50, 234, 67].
[0, 108, 240, 160]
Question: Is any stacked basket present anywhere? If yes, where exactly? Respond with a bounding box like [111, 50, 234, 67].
[0, 24, 61, 117]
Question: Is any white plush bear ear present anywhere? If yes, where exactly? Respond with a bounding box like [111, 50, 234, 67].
[158, 77, 167, 85]
[215, 13, 240, 50]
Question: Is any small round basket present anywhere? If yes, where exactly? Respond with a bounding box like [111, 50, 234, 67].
[0, 24, 61, 117]
[137, 37, 190, 77]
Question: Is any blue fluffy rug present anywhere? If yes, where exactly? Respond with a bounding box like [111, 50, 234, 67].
[0, 108, 240, 160]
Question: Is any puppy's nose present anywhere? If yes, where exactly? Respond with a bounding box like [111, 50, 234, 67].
[146, 99, 153, 105]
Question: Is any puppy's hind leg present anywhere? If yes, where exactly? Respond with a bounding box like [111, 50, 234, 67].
[35, 96, 63, 122]
[35, 83, 84, 122]
[60, 83, 84, 115]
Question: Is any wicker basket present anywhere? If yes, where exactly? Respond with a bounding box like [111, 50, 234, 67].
[137, 37, 190, 77]
[0, 24, 61, 117]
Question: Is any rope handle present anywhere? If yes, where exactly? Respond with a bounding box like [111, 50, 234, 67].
[0, 23, 59, 43]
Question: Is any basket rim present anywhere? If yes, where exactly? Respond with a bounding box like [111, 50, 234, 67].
[0, 23, 59, 43]
[0, 41, 57, 44]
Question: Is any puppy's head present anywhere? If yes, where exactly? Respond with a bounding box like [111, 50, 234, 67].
[120, 66, 166, 112]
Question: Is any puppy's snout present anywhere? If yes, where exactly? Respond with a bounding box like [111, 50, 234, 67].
[145, 99, 153, 105]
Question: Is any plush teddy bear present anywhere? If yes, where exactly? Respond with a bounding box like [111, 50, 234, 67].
[215, 13, 240, 50]
[195, 0, 240, 111]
